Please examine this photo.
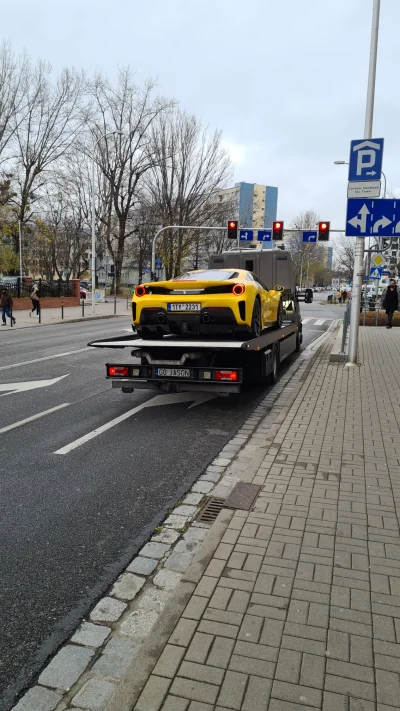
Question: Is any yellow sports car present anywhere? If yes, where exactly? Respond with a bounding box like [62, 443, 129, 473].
[132, 268, 284, 339]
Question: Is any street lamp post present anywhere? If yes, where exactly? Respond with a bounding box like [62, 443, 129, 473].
[91, 130, 122, 316]
[334, 0, 381, 365]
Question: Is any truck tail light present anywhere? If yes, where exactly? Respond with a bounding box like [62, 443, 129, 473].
[215, 370, 238, 381]
[108, 366, 129, 377]
[232, 284, 245, 296]
[135, 285, 147, 297]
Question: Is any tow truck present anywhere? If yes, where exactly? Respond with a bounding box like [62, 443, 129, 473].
[89, 248, 302, 395]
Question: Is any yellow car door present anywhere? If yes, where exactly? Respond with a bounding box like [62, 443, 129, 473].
[251, 273, 276, 326]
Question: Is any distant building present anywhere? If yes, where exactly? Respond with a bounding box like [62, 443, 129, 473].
[325, 246, 333, 270]
[215, 182, 278, 228]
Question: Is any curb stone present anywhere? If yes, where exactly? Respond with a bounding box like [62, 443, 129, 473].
[11, 325, 337, 711]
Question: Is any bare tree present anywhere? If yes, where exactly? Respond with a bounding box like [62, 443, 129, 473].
[334, 233, 355, 281]
[286, 210, 322, 285]
[144, 109, 232, 278]
[11, 61, 84, 252]
[85, 68, 173, 291]
[0, 42, 28, 163]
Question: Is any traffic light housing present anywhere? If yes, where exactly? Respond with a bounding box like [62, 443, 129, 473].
[318, 221, 330, 241]
[227, 220, 238, 240]
[272, 221, 284, 240]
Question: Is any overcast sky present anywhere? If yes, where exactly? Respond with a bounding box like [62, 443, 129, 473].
[2, 0, 399, 230]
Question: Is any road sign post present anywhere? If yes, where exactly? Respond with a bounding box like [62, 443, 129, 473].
[347, 0, 381, 366]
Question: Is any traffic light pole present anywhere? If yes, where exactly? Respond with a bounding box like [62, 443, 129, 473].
[347, 0, 380, 366]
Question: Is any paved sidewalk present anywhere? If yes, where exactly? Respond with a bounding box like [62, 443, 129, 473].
[107, 328, 400, 711]
[3, 299, 130, 328]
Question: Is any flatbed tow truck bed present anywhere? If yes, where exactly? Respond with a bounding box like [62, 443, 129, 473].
[88, 321, 301, 395]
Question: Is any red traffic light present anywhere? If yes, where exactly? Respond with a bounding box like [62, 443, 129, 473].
[227, 220, 238, 239]
[272, 221, 284, 240]
[318, 221, 330, 240]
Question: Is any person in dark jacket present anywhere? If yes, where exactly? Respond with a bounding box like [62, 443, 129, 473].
[381, 279, 399, 329]
[1, 289, 16, 326]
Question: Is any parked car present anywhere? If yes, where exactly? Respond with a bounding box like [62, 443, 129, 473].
[80, 287, 88, 299]
[296, 288, 313, 304]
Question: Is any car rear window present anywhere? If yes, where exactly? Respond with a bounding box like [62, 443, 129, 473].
[173, 271, 238, 281]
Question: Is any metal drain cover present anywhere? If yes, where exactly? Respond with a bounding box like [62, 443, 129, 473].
[224, 483, 262, 511]
[197, 497, 225, 523]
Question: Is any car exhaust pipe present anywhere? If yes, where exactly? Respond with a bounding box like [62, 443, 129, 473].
[157, 312, 165, 323]
[202, 313, 211, 323]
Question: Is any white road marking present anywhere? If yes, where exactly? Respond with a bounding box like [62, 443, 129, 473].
[54, 392, 217, 455]
[0, 348, 91, 371]
[301, 318, 312, 324]
[0, 403, 70, 435]
[314, 319, 326, 326]
[0, 375, 69, 397]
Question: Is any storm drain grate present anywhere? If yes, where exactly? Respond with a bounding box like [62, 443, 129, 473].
[196, 497, 226, 523]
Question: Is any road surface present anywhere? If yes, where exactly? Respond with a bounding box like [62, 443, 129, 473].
[0, 304, 338, 709]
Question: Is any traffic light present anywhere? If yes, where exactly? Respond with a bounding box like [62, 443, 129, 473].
[227, 220, 238, 240]
[318, 221, 330, 241]
[272, 221, 284, 240]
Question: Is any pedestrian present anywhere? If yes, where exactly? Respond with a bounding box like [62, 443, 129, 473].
[1, 289, 16, 326]
[342, 289, 347, 303]
[337, 289, 342, 305]
[381, 279, 399, 329]
[30, 284, 40, 317]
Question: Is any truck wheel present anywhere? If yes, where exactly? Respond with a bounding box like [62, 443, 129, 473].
[267, 344, 279, 384]
[250, 299, 261, 338]
[295, 331, 301, 352]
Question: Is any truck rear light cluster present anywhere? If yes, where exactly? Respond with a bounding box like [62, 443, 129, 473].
[232, 284, 245, 296]
[215, 370, 238, 381]
[108, 366, 129, 377]
[135, 285, 147, 297]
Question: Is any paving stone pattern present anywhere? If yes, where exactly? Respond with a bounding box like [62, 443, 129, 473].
[133, 329, 400, 710]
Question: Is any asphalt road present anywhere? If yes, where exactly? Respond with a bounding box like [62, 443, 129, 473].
[0, 303, 339, 710]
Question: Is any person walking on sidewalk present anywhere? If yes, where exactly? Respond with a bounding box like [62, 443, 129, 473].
[1, 289, 16, 326]
[341, 289, 348, 304]
[30, 284, 40, 317]
[381, 279, 399, 329]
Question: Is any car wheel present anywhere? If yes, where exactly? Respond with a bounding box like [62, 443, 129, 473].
[272, 298, 284, 330]
[250, 299, 261, 338]
[295, 330, 301, 352]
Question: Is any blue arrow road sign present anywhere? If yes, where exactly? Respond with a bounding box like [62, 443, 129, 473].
[346, 199, 400, 237]
[155, 257, 162, 269]
[257, 229, 272, 242]
[239, 229, 253, 241]
[302, 231, 317, 242]
[348, 138, 384, 182]
[370, 266, 382, 280]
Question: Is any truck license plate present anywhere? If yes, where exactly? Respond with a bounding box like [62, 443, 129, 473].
[155, 368, 190, 378]
[167, 303, 201, 312]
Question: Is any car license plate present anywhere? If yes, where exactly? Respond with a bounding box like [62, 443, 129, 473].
[155, 368, 190, 378]
[167, 303, 201, 312]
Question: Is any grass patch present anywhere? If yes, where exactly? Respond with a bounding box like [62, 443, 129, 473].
[360, 311, 400, 326]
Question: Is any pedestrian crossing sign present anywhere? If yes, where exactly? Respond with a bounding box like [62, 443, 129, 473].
[369, 266, 382, 280]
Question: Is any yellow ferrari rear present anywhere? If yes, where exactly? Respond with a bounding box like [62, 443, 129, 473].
[132, 269, 282, 338]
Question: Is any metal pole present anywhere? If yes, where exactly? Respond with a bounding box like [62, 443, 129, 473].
[114, 270, 117, 315]
[91, 155, 96, 317]
[18, 221, 23, 284]
[381, 170, 387, 198]
[347, 0, 380, 365]
[61, 301, 64, 320]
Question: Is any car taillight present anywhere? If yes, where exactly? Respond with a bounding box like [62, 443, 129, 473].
[135, 285, 147, 297]
[108, 366, 129, 377]
[215, 370, 238, 381]
[232, 284, 245, 296]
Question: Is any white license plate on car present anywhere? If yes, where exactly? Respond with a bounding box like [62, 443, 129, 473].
[155, 368, 190, 378]
[167, 303, 201, 312]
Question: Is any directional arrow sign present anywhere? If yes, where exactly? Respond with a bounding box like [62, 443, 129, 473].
[347, 203, 370, 233]
[239, 229, 253, 241]
[0, 375, 69, 397]
[257, 230, 272, 242]
[302, 231, 317, 243]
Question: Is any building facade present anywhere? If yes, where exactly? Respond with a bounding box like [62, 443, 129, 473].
[215, 182, 278, 229]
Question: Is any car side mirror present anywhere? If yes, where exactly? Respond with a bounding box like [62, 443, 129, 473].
[274, 285, 285, 292]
